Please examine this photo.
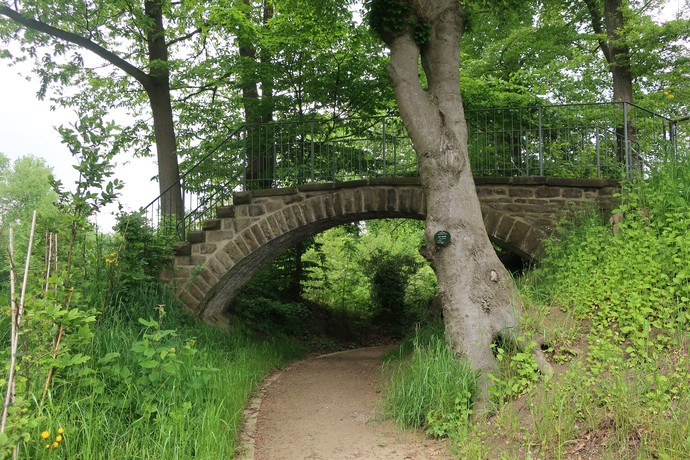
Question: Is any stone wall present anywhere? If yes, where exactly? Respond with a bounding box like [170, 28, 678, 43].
[163, 177, 618, 324]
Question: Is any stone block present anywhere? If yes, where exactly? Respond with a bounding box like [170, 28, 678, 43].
[233, 191, 252, 205]
[242, 228, 260, 251]
[249, 204, 266, 217]
[494, 215, 515, 241]
[223, 241, 246, 263]
[508, 187, 535, 198]
[507, 220, 530, 246]
[216, 205, 235, 218]
[251, 186, 298, 197]
[562, 188, 583, 199]
[205, 229, 235, 243]
[387, 188, 398, 211]
[259, 219, 275, 241]
[202, 219, 221, 231]
[187, 231, 205, 244]
[534, 187, 561, 198]
[173, 241, 191, 256]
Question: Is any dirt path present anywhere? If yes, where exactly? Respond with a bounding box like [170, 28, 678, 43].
[239, 345, 453, 460]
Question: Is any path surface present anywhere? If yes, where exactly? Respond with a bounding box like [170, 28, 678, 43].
[241, 345, 453, 460]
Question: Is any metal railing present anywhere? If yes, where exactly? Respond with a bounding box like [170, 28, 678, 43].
[467, 102, 678, 178]
[143, 102, 683, 239]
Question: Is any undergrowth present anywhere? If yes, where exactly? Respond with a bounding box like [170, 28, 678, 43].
[454, 162, 690, 458]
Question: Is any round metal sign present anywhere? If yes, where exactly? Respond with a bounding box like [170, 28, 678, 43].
[434, 230, 451, 246]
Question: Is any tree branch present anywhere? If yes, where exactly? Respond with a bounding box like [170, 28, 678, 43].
[583, 0, 613, 63]
[0, 5, 151, 87]
[167, 27, 202, 47]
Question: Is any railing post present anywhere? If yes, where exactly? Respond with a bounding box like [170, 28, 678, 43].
[594, 126, 601, 179]
[538, 106, 544, 176]
[623, 102, 631, 178]
[242, 125, 247, 191]
[310, 121, 315, 181]
[393, 136, 398, 177]
[382, 117, 387, 177]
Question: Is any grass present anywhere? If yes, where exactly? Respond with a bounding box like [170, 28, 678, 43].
[3, 288, 305, 460]
[383, 324, 477, 440]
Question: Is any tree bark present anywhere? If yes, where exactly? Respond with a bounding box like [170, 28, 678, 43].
[377, 0, 550, 408]
[239, 0, 275, 189]
[585, 0, 636, 166]
[144, 0, 183, 221]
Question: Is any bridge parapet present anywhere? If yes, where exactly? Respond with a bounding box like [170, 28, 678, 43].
[162, 177, 618, 324]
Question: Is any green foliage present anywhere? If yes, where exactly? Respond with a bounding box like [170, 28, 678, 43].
[236, 297, 311, 336]
[541, 162, 690, 367]
[361, 248, 420, 332]
[384, 325, 477, 440]
[365, 0, 413, 39]
[106, 211, 175, 307]
[488, 337, 539, 403]
[302, 219, 437, 333]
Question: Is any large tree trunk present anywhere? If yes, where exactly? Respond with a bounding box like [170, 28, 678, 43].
[239, 0, 275, 189]
[585, 0, 636, 168]
[377, 0, 550, 408]
[145, 0, 183, 221]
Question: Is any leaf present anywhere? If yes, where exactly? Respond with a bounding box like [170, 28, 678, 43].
[97, 352, 121, 365]
[139, 359, 159, 369]
[138, 318, 158, 328]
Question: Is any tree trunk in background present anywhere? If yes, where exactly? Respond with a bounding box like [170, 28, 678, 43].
[375, 0, 550, 408]
[240, 0, 275, 189]
[585, 0, 636, 168]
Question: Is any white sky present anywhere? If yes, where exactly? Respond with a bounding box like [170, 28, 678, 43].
[0, 62, 159, 231]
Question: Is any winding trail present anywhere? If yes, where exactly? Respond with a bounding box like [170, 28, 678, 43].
[239, 345, 453, 460]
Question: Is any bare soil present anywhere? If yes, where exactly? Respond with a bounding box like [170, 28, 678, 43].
[238, 345, 453, 460]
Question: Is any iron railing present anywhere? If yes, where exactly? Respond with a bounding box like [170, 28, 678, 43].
[143, 102, 683, 239]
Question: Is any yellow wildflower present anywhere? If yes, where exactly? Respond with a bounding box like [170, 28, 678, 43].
[41, 431, 50, 439]
[52, 441, 59, 448]
[55, 435, 63, 442]
[57, 428, 65, 435]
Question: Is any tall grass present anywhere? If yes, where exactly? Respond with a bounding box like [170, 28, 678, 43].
[383, 324, 477, 440]
[10, 291, 304, 459]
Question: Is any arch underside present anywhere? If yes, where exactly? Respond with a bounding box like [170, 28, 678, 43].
[198, 199, 534, 323]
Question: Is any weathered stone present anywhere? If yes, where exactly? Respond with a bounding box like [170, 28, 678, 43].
[195, 268, 215, 292]
[196, 243, 217, 255]
[507, 220, 531, 246]
[205, 229, 236, 243]
[494, 216, 515, 240]
[173, 241, 191, 256]
[387, 188, 398, 211]
[188, 231, 205, 244]
[170, 180, 620, 326]
[249, 204, 266, 217]
[562, 188, 583, 199]
[535, 187, 561, 198]
[217, 205, 235, 218]
[214, 249, 235, 270]
[202, 219, 221, 231]
[508, 188, 534, 198]
[251, 186, 298, 197]
[233, 191, 252, 205]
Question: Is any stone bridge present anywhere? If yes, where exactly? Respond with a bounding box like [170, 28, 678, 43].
[162, 177, 618, 325]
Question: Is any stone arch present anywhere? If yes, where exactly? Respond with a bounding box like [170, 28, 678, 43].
[173, 183, 549, 324]
[184, 185, 429, 323]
